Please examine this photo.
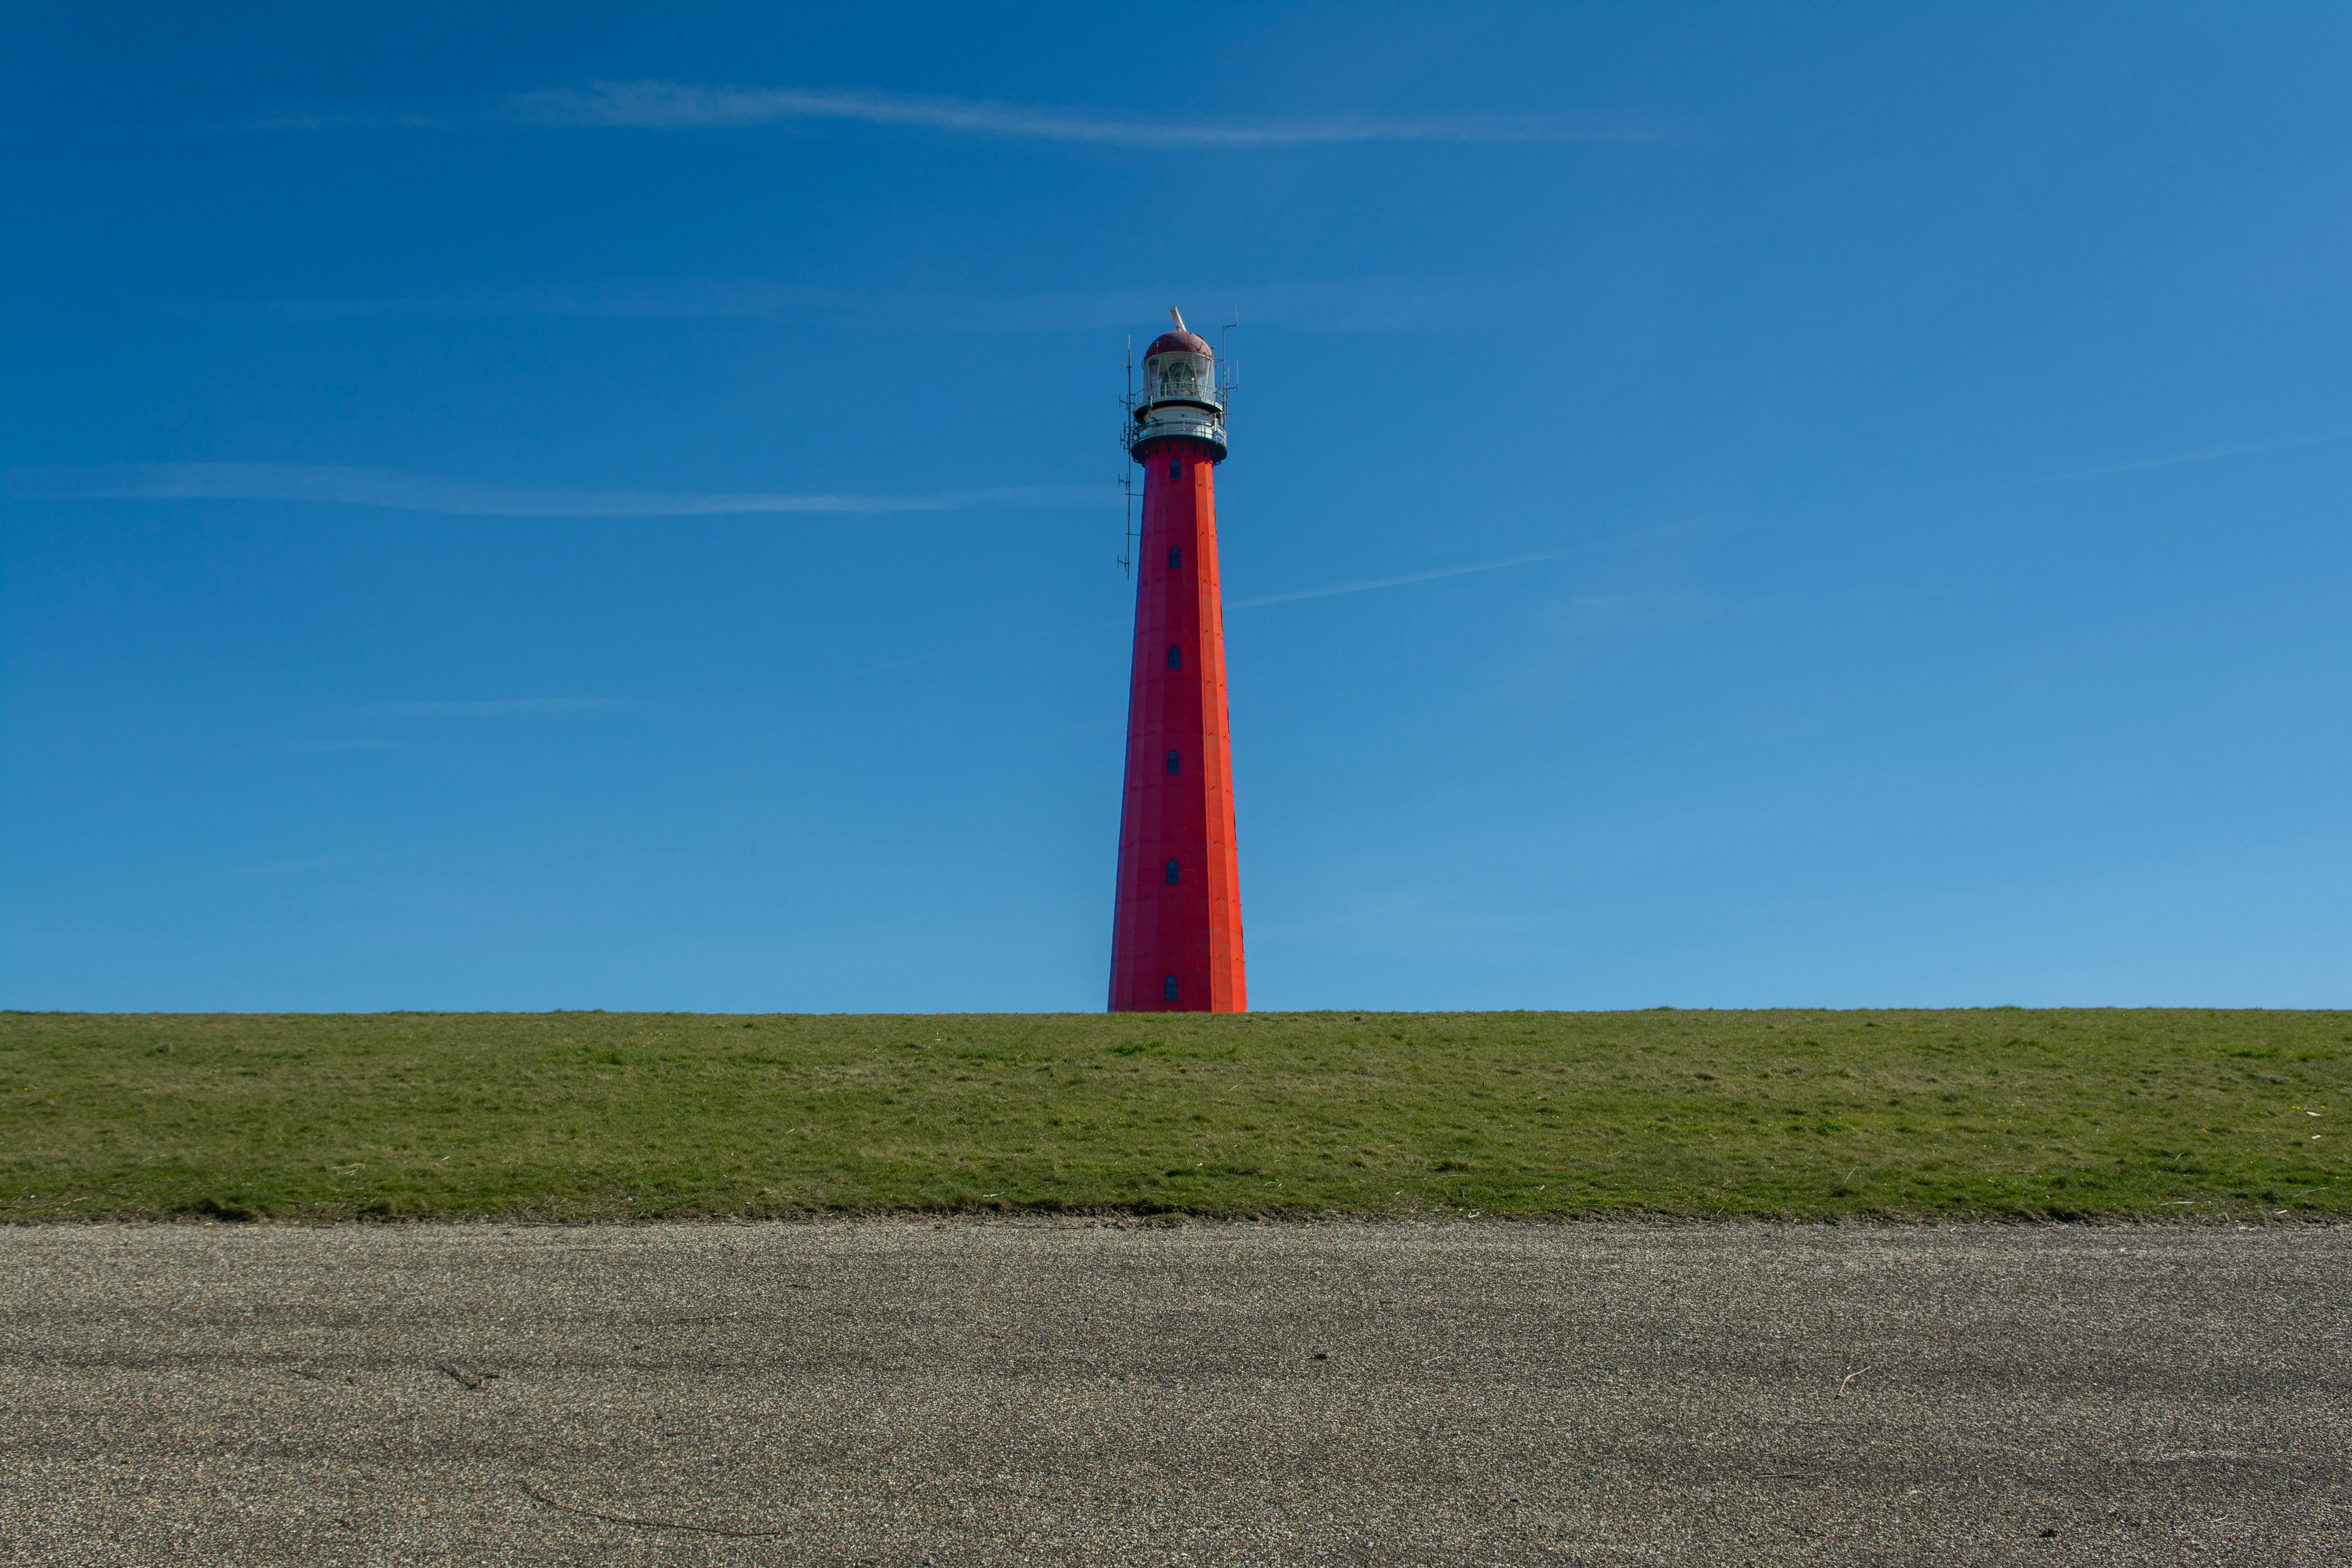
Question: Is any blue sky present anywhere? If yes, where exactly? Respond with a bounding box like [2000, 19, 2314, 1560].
[4, 3, 2347, 1011]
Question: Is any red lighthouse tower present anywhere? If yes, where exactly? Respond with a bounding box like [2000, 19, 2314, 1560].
[1108, 309, 1246, 1013]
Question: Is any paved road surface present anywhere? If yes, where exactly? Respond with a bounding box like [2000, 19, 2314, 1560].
[2, 1221, 2344, 1565]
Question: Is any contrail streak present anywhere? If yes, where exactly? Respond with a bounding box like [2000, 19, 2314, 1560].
[7, 463, 1110, 519]
[1230, 551, 1572, 608]
[259, 81, 1693, 148]
[2047, 430, 2352, 480]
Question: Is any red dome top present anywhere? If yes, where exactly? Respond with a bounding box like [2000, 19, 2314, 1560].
[1147, 330, 1211, 358]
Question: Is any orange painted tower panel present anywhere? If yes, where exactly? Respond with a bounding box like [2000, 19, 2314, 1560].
[1109, 318, 1245, 1013]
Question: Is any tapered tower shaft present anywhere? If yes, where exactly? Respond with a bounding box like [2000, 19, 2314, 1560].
[1109, 316, 1245, 1012]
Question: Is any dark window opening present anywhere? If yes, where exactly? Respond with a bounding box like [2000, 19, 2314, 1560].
[1166, 750, 1181, 775]
[1163, 975, 1179, 1002]
[1164, 859, 1180, 886]
[1166, 644, 1181, 670]
[1168, 457, 1181, 481]
[1168, 546, 1182, 570]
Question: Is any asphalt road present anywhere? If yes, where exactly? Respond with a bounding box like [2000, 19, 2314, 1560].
[2, 1221, 2343, 1566]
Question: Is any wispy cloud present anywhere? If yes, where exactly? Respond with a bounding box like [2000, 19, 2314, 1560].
[356, 698, 621, 717]
[2047, 430, 2352, 481]
[257, 80, 1692, 148]
[8, 464, 1110, 518]
[1231, 551, 1572, 609]
[232, 274, 1535, 334]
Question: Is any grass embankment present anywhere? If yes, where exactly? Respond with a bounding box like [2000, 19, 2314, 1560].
[2, 1009, 2344, 1221]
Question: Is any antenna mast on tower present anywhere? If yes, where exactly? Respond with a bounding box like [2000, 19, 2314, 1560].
[1118, 335, 1138, 577]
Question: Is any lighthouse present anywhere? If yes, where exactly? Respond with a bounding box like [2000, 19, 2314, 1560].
[1108, 309, 1246, 1013]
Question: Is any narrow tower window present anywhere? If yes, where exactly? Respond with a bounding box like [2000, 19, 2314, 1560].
[1164, 859, 1180, 886]
[1166, 750, 1181, 775]
[1169, 457, 1181, 481]
[1163, 975, 1179, 1002]
[1168, 546, 1182, 569]
[1166, 644, 1181, 670]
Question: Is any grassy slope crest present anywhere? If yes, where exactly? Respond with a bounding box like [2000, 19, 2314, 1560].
[2, 1009, 2344, 1221]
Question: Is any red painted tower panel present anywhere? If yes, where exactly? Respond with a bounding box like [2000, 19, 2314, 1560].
[1109, 314, 1245, 1012]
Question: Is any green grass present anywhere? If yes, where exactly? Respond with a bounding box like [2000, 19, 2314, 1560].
[2, 1009, 2345, 1222]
